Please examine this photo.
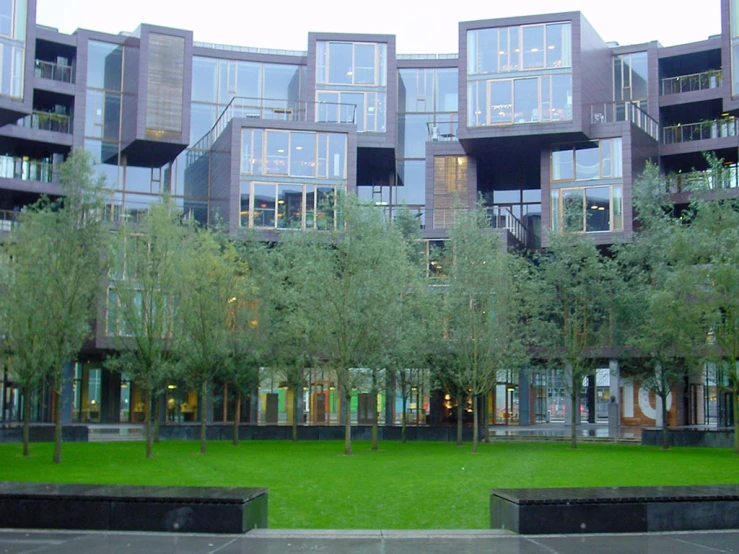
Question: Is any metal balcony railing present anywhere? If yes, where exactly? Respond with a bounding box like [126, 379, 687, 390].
[16, 111, 72, 134]
[426, 122, 458, 141]
[0, 155, 54, 183]
[590, 102, 660, 140]
[666, 164, 739, 192]
[190, 96, 357, 152]
[34, 59, 75, 84]
[661, 70, 721, 96]
[0, 209, 19, 232]
[662, 118, 739, 144]
[428, 206, 529, 246]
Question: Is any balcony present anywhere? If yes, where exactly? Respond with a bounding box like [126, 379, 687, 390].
[661, 70, 721, 96]
[662, 118, 738, 145]
[15, 111, 72, 134]
[34, 60, 75, 84]
[0, 209, 19, 232]
[427, 206, 529, 246]
[666, 164, 739, 192]
[590, 102, 659, 141]
[0, 155, 54, 183]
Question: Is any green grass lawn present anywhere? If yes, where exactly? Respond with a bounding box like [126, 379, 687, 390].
[1, 440, 737, 529]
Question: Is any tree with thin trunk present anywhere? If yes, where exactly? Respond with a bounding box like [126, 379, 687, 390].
[107, 197, 188, 459]
[616, 162, 703, 449]
[0, 148, 108, 463]
[297, 199, 413, 455]
[178, 230, 252, 454]
[535, 232, 618, 449]
[443, 207, 529, 453]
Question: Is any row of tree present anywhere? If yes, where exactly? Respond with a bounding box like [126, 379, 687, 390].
[1, 149, 738, 464]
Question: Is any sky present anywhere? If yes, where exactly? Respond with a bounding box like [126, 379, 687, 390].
[36, 0, 721, 54]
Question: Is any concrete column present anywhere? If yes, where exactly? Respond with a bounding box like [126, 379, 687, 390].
[61, 362, 74, 424]
[608, 359, 620, 436]
[519, 369, 531, 425]
[655, 363, 664, 427]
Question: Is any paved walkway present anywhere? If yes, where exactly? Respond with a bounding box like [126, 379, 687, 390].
[1, 529, 737, 553]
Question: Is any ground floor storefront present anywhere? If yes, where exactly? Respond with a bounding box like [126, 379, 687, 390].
[1, 360, 734, 430]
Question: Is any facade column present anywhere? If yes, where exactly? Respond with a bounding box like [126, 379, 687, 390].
[519, 369, 531, 425]
[61, 362, 74, 425]
[608, 358, 620, 436]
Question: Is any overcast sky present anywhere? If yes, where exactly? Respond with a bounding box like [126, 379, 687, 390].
[36, 0, 720, 54]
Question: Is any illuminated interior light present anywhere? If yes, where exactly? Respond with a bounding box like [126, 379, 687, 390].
[548, 45, 555, 49]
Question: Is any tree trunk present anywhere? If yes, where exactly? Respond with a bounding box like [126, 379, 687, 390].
[472, 394, 479, 454]
[344, 393, 352, 456]
[570, 389, 578, 450]
[291, 383, 299, 443]
[22, 384, 30, 457]
[200, 378, 208, 454]
[233, 391, 241, 446]
[53, 383, 62, 464]
[401, 394, 407, 444]
[371, 395, 379, 451]
[145, 389, 153, 459]
[456, 400, 463, 446]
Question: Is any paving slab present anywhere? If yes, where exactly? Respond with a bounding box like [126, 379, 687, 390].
[0, 529, 737, 554]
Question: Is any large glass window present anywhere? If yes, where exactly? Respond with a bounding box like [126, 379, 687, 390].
[551, 138, 622, 182]
[241, 128, 347, 179]
[241, 181, 338, 230]
[468, 23, 571, 75]
[469, 74, 571, 126]
[316, 90, 385, 132]
[192, 57, 218, 103]
[553, 185, 622, 233]
[317, 41, 387, 86]
[0, 0, 12, 38]
[87, 40, 123, 91]
[614, 52, 648, 111]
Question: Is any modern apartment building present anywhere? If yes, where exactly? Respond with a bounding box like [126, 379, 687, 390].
[0, 0, 735, 431]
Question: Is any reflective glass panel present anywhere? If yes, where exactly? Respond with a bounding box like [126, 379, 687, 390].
[328, 42, 352, 84]
[277, 184, 303, 229]
[546, 23, 571, 68]
[514, 78, 538, 122]
[400, 114, 430, 159]
[562, 189, 583, 232]
[240, 180, 250, 227]
[236, 61, 261, 99]
[575, 142, 600, 180]
[585, 187, 610, 232]
[266, 131, 288, 175]
[253, 184, 276, 227]
[87, 40, 123, 90]
[436, 69, 458, 112]
[263, 64, 301, 104]
[489, 80, 512, 124]
[328, 133, 347, 179]
[290, 132, 315, 177]
[551, 74, 572, 120]
[0, 0, 11, 37]
[192, 57, 218, 102]
[354, 43, 375, 85]
[551, 145, 573, 181]
[397, 160, 426, 205]
[522, 26, 545, 70]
